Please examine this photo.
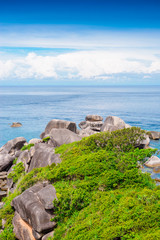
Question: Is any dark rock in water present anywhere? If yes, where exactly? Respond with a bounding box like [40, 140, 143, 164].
[13, 211, 35, 240]
[0, 137, 26, 155]
[12, 183, 57, 234]
[11, 122, 22, 128]
[28, 143, 61, 172]
[85, 115, 103, 122]
[148, 131, 160, 140]
[0, 154, 14, 171]
[41, 119, 77, 138]
[48, 128, 82, 146]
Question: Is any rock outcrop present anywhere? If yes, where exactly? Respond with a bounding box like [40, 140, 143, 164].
[28, 143, 61, 172]
[48, 128, 82, 146]
[0, 137, 26, 156]
[40, 119, 77, 138]
[12, 183, 57, 239]
[144, 156, 160, 168]
[101, 116, 131, 132]
[148, 131, 160, 140]
[79, 115, 103, 134]
[13, 212, 35, 240]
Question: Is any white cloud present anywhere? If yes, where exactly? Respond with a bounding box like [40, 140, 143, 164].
[0, 50, 160, 81]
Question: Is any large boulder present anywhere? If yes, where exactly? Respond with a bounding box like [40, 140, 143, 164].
[48, 128, 82, 146]
[0, 154, 15, 171]
[144, 156, 160, 168]
[101, 116, 129, 132]
[148, 131, 160, 140]
[13, 211, 35, 240]
[40, 119, 77, 138]
[0, 137, 26, 156]
[12, 183, 57, 234]
[28, 143, 61, 172]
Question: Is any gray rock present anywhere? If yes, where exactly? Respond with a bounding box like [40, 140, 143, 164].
[13, 211, 35, 240]
[0, 202, 4, 209]
[32, 229, 44, 239]
[144, 156, 160, 168]
[28, 143, 61, 172]
[17, 150, 31, 172]
[48, 128, 82, 146]
[0, 171, 8, 176]
[0, 137, 26, 155]
[139, 134, 150, 148]
[29, 138, 42, 144]
[148, 131, 160, 140]
[79, 121, 103, 131]
[41, 119, 77, 138]
[12, 183, 56, 233]
[78, 127, 96, 137]
[0, 154, 15, 171]
[42, 231, 54, 240]
[37, 185, 57, 210]
[85, 115, 103, 122]
[101, 116, 127, 132]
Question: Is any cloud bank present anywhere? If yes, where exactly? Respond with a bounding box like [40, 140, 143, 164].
[0, 50, 160, 81]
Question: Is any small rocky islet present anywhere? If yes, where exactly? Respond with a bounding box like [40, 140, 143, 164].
[0, 115, 160, 240]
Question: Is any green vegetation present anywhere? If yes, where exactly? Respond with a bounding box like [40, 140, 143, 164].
[0, 127, 159, 240]
[21, 143, 34, 151]
[43, 136, 50, 142]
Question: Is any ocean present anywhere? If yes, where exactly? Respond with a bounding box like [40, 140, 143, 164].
[0, 86, 160, 150]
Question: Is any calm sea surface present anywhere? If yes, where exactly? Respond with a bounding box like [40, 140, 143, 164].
[0, 86, 160, 151]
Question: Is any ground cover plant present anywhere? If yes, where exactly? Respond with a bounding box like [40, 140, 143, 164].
[0, 127, 159, 240]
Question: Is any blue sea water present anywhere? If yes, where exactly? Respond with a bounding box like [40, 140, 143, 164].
[0, 86, 160, 151]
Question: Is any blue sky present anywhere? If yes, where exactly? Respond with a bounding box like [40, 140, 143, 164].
[0, 0, 160, 85]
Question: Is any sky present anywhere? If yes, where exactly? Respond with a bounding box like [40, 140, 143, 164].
[0, 0, 160, 85]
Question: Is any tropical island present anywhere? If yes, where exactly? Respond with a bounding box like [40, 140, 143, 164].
[0, 115, 160, 240]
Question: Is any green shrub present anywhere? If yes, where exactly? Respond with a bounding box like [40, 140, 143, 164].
[43, 136, 50, 142]
[21, 143, 34, 151]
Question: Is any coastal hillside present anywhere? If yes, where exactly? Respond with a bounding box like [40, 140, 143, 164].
[0, 116, 160, 239]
